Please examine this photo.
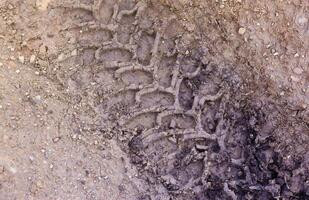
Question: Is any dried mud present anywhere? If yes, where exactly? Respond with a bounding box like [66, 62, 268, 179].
[0, 0, 308, 199]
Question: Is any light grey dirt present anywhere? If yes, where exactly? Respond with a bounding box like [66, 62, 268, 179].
[0, 0, 308, 199]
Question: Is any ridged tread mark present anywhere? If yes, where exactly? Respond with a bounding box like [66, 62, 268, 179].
[51, 0, 240, 198]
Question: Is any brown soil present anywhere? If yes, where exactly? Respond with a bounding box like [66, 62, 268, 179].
[0, 0, 308, 199]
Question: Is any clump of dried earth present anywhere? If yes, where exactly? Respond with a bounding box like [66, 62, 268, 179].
[0, 0, 308, 199]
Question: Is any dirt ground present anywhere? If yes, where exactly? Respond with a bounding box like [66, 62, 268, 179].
[0, 0, 308, 199]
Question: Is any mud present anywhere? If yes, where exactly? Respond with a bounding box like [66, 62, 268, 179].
[0, 0, 308, 199]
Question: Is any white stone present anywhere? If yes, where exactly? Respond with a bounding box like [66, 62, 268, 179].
[238, 27, 246, 35]
[30, 55, 36, 64]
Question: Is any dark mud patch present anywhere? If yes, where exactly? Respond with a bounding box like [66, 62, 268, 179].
[126, 56, 309, 200]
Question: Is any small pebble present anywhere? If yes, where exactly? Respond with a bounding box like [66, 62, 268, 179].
[57, 53, 65, 62]
[170, 120, 176, 128]
[52, 137, 61, 143]
[238, 27, 246, 35]
[39, 45, 47, 56]
[29, 156, 34, 162]
[34, 95, 42, 103]
[8, 166, 17, 174]
[30, 55, 36, 64]
[296, 15, 308, 27]
[71, 49, 78, 56]
[16, 69, 20, 74]
[8, 4, 14, 10]
[21, 41, 27, 47]
[18, 56, 25, 64]
[36, 180, 43, 188]
[291, 75, 300, 82]
[293, 67, 303, 75]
